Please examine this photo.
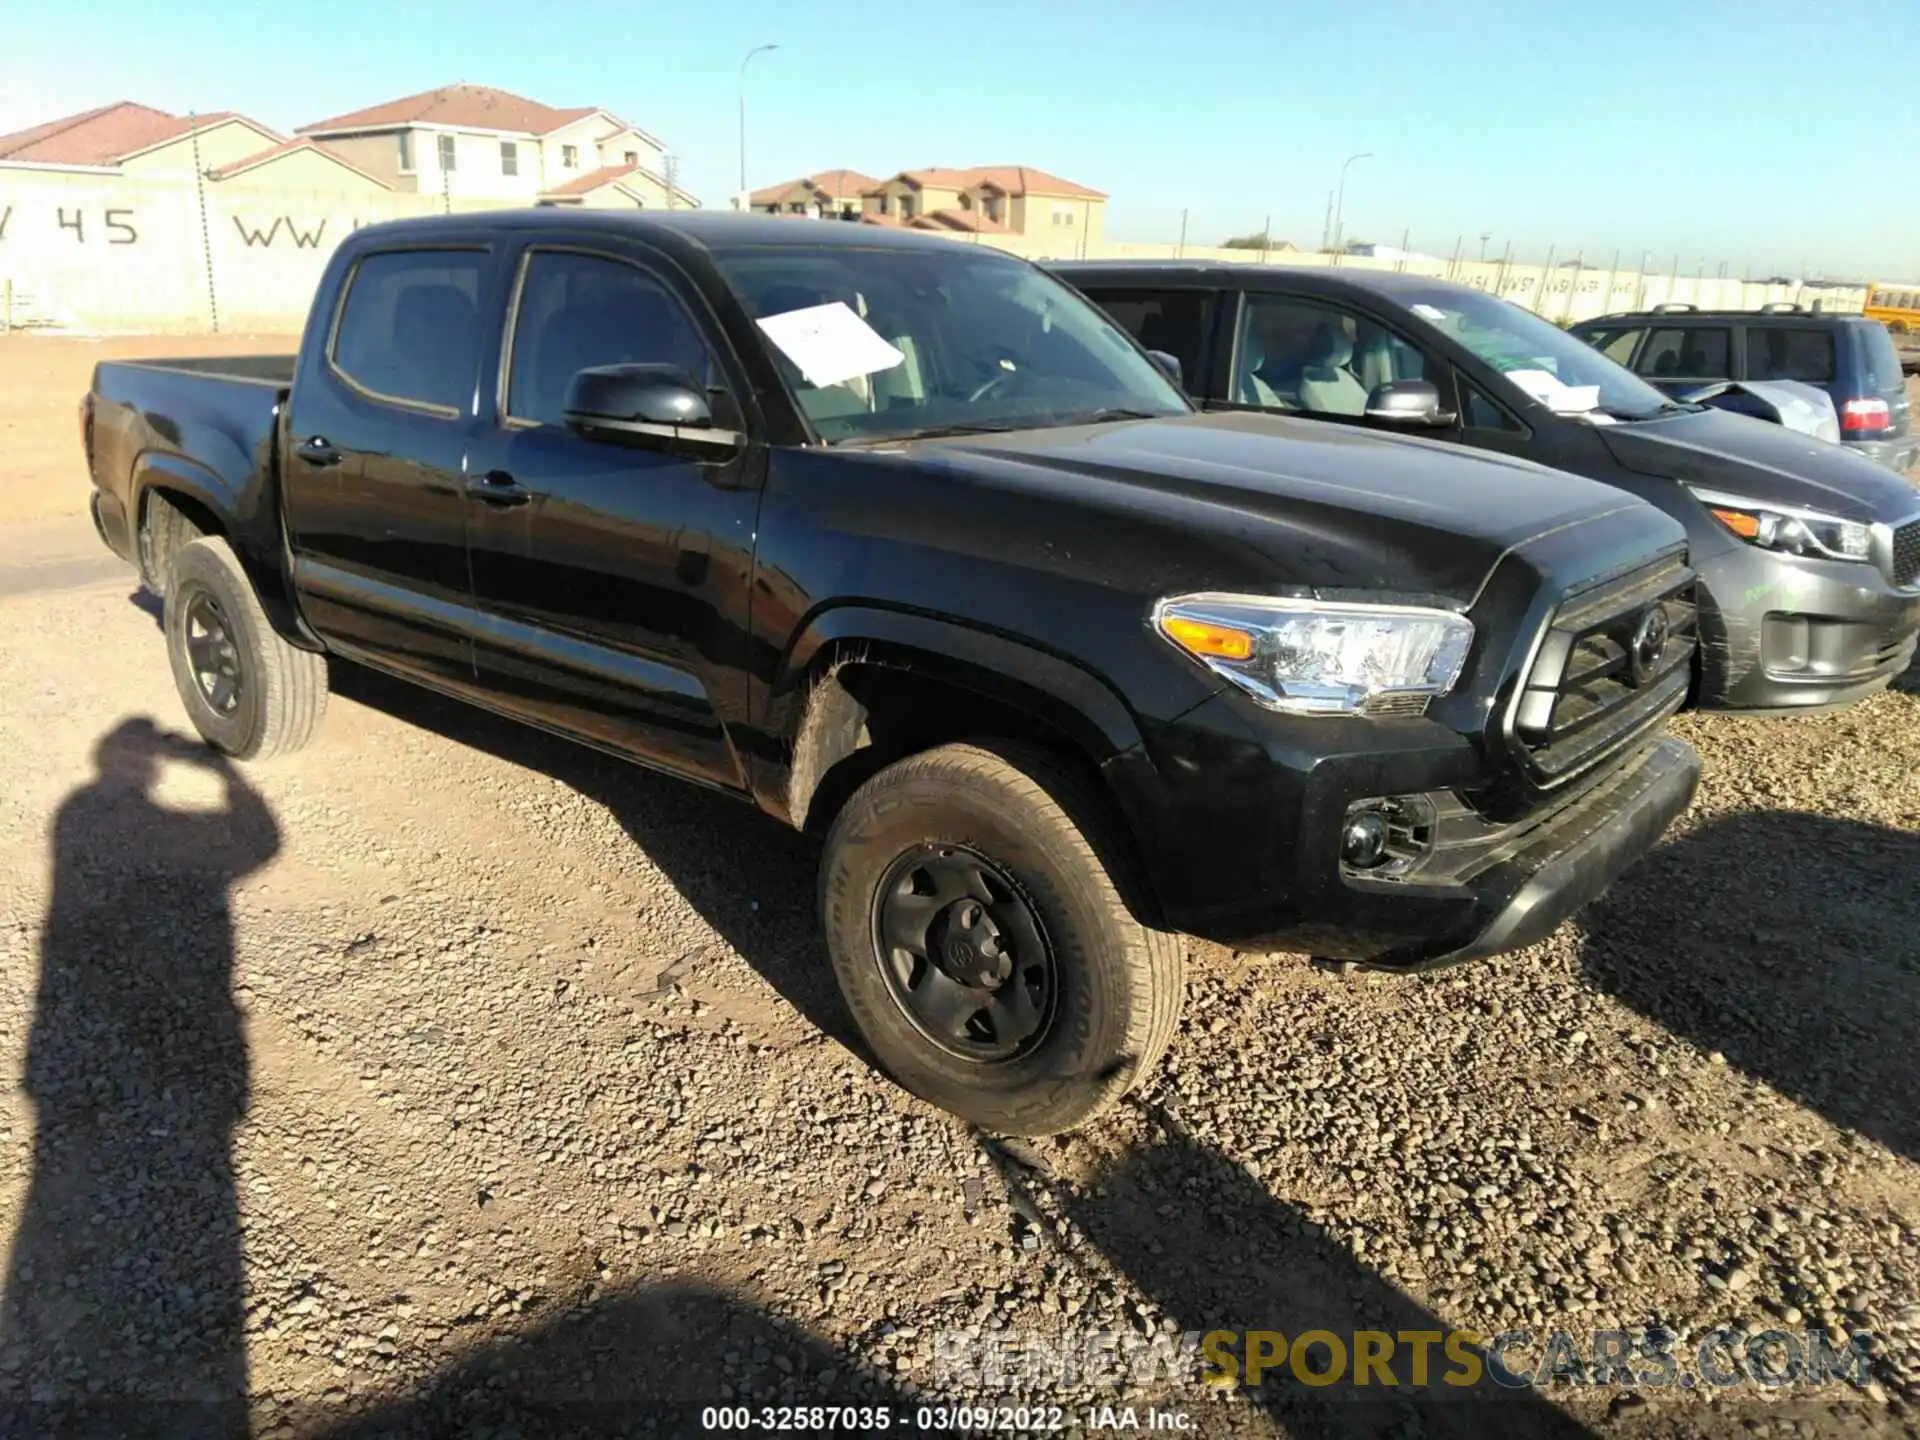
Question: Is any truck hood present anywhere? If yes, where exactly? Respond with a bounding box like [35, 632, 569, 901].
[903, 410, 1665, 605]
[1594, 407, 1920, 523]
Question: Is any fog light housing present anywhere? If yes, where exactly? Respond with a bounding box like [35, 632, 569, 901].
[1339, 795, 1438, 878]
[1341, 810, 1391, 869]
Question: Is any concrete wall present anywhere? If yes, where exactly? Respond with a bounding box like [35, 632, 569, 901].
[0, 165, 1867, 334]
[0, 168, 507, 332]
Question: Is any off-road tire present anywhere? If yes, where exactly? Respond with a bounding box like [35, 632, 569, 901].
[165, 536, 328, 760]
[139, 491, 203, 600]
[820, 740, 1184, 1135]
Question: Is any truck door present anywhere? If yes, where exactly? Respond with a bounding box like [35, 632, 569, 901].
[461, 240, 761, 791]
[281, 243, 494, 691]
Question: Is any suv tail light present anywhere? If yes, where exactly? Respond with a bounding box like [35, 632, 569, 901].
[77, 394, 94, 466]
[1840, 397, 1891, 434]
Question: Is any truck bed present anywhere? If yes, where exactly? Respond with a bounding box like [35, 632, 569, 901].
[113, 354, 298, 386]
[86, 357, 292, 588]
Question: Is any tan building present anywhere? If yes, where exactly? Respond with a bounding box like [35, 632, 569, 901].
[296, 84, 696, 207]
[749, 169, 881, 221]
[749, 165, 1105, 246]
[0, 102, 289, 180]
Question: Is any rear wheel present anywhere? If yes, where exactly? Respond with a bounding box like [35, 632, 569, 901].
[139, 491, 203, 599]
[820, 741, 1184, 1135]
[164, 537, 328, 760]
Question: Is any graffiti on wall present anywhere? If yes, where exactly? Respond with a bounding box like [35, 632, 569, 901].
[0, 205, 140, 245]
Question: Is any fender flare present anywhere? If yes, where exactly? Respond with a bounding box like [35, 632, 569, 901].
[131, 452, 320, 650]
[773, 605, 1148, 831]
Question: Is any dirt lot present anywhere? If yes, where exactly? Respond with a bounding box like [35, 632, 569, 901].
[0, 336, 1916, 1435]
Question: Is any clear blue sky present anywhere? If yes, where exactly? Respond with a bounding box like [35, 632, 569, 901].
[2, 0, 1912, 279]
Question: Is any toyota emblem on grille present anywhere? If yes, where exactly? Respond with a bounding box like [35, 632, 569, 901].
[1628, 604, 1670, 687]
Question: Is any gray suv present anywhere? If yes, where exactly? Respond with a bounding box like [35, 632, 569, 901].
[1571, 305, 1915, 474]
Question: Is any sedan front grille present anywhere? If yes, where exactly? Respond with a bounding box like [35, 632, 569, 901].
[1508, 556, 1697, 786]
[1890, 518, 1920, 589]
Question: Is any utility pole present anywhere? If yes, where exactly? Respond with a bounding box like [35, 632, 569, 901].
[1260, 214, 1271, 264]
[1331, 151, 1373, 254]
[1320, 190, 1333, 251]
[663, 154, 679, 210]
[1478, 231, 1491, 262]
[1176, 209, 1188, 259]
[738, 43, 779, 204]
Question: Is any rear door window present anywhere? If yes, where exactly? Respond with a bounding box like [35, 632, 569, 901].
[331, 249, 487, 413]
[1583, 327, 1646, 366]
[1743, 327, 1836, 383]
[1637, 326, 1731, 382]
[1075, 289, 1215, 390]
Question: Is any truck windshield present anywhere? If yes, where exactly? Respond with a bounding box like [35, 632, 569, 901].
[710, 243, 1192, 442]
[1404, 286, 1678, 421]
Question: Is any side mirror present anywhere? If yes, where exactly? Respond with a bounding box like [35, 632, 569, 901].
[1145, 349, 1185, 389]
[562, 364, 741, 453]
[1365, 378, 1456, 427]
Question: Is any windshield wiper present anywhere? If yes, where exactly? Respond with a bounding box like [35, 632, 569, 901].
[1052, 407, 1166, 425]
[888, 419, 1040, 440]
[857, 409, 1168, 443]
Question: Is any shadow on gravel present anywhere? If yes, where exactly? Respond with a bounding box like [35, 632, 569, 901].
[1579, 809, 1920, 1161]
[988, 1106, 1594, 1439]
[304, 1278, 908, 1440]
[0, 717, 279, 1435]
[327, 666, 856, 1049]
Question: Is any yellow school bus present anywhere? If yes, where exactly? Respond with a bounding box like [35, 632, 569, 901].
[1864, 281, 1920, 333]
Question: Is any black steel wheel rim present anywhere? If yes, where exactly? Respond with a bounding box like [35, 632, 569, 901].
[870, 843, 1057, 1063]
[183, 590, 242, 716]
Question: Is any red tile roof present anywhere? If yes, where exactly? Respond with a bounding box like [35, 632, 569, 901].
[299, 84, 642, 140]
[207, 137, 387, 186]
[0, 102, 276, 166]
[749, 168, 882, 206]
[864, 165, 1105, 200]
[541, 161, 642, 197]
[914, 208, 1009, 234]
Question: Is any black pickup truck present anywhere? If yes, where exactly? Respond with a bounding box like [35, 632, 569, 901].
[84, 212, 1702, 1135]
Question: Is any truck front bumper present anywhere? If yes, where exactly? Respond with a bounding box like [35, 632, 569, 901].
[1369, 737, 1700, 969]
[1110, 697, 1701, 970]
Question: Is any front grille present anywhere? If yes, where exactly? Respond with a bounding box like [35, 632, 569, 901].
[1891, 518, 1920, 589]
[1508, 556, 1697, 785]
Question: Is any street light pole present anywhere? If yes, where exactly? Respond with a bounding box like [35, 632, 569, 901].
[1331, 152, 1374, 253]
[738, 43, 779, 203]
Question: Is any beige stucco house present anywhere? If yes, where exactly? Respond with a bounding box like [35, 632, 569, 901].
[296, 84, 696, 206]
[749, 170, 881, 221]
[0, 103, 285, 179]
[750, 164, 1106, 249]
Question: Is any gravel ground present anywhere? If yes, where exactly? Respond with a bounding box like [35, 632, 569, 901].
[0, 555, 1914, 1438]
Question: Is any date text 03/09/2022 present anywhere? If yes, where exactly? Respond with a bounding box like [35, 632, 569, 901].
[699, 1404, 1193, 1431]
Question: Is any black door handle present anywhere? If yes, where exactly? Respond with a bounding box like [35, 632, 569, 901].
[298, 435, 341, 467]
[467, 470, 533, 507]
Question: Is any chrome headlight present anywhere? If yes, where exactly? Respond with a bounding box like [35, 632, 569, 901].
[1153, 593, 1475, 716]
[1688, 487, 1872, 563]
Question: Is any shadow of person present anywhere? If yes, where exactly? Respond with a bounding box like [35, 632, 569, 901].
[0, 718, 279, 1434]
[326, 666, 852, 1049]
[304, 1278, 911, 1440]
[1578, 808, 1920, 1162]
[986, 1108, 1595, 1439]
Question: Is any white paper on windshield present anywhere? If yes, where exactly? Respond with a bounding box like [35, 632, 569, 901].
[1410, 303, 1449, 322]
[1506, 367, 1601, 414]
[755, 302, 905, 389]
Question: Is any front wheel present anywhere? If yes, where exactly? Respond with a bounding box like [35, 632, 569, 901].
[164, 537, 329, 760]
[819, 741, 1184, 1135]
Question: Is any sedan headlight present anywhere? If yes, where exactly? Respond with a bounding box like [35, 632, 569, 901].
[1153, 593, 1475, 716]
[1689, 488, 1872, 563]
